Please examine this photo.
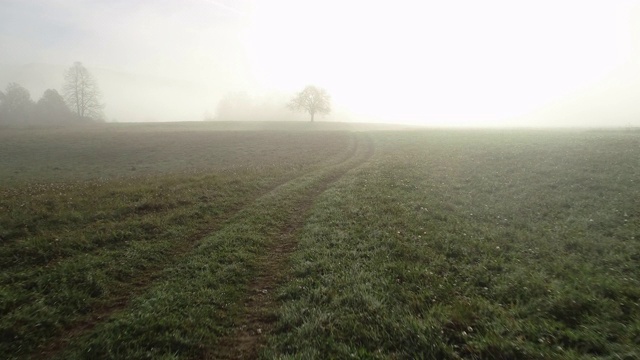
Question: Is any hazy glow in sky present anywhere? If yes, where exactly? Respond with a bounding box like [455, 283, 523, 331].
[1, 0, 640, 126]
[247, 0, 638, 125]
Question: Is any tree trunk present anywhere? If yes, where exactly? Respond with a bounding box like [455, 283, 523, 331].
[310, 112, 315, 122]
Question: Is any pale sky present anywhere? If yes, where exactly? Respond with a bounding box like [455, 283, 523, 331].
[1, 0, 640, 126]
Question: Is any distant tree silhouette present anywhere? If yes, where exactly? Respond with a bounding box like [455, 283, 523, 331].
[35, 89, 73, 124]
[63, 62, 104, 121]
[288, 85, 331, 122]
[0, 83, 34, 125]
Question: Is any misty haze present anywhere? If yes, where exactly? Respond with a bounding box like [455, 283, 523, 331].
[1, 1, 639, 359]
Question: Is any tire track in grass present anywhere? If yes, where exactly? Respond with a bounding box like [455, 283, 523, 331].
[213, 134, 375, 359]
[48, 133, 373, 360]
[30, 192, 277, 360]
[31, 133, 360, 360]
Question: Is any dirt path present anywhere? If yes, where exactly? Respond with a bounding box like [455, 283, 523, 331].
[213, 134, 374, 359]
[34, 133, 364, 360]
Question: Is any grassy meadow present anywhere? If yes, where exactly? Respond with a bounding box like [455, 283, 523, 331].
[0, 122, 638, 359]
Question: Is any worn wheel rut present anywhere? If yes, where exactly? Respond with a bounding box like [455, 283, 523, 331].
[213, 134, 374, 359]
[34, 133, 363, 360]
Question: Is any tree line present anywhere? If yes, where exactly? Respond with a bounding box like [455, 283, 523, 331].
[0, 62, 104, 127]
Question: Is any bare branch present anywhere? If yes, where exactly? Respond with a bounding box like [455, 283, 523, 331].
[63, 62, 104, 121]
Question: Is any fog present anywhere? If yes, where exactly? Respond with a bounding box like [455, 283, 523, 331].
[1, 0, 640, 127]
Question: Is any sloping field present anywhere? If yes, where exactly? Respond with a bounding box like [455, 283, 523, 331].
[0, 124, 638, 359]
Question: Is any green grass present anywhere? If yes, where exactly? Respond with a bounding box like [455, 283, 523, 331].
[0, 123, 353, 184]
[1, 123, 638, 359]
[0, 123, 355, 358]
[58, 134, 372, 359]
[266, 130, 640, 359]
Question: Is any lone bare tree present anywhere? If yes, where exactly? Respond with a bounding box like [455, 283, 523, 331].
[63, 62, 104, 121]
[288, 85, 331, 122]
